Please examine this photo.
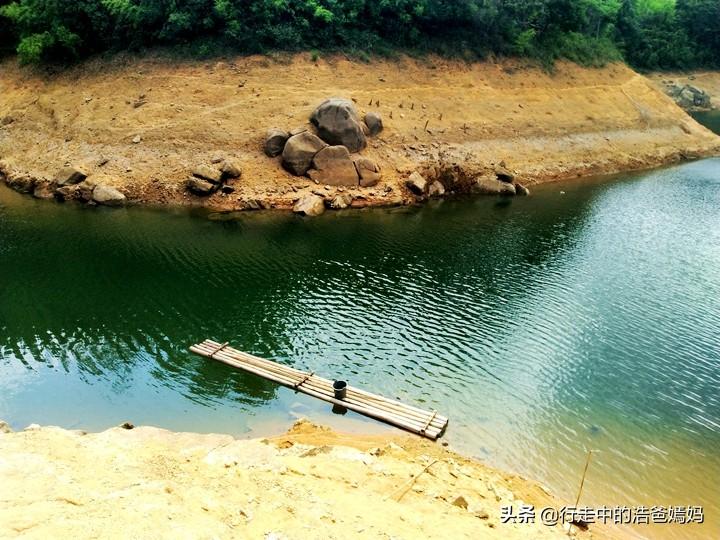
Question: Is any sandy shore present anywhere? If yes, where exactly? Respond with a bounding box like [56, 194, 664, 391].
[1, 54, 718, 211]
[0, 419, 621, 539]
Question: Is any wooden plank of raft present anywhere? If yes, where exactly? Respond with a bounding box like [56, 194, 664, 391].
[199, 339, 448, 430]
[190, 340, 448, 440]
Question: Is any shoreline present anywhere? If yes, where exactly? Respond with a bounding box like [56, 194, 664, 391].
[1, 54, 718, 214]
[0, 418, 618, 539]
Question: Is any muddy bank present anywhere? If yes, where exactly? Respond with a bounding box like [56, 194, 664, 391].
[1, 54, 719, 213]
[0, 419, 619, 539]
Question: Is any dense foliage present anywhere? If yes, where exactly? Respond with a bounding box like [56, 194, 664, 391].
[0, 0, 717, 69]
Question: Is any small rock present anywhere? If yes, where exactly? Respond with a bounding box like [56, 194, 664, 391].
[32, 182, 56, 200]
[187, 177, 216, 195]
[405, 171, 427, 195]
[77, 180, 97, 202]
[0, 421, 12, 433]
[92, 184, 126, 207]
[192, 164, 223, 184]
[221, 159, 242, 179]
[473, 177, 516, 196]
[364, 112, 383, 136]
[120, 421, 135, 430]
[473, 507, 490, 519]
[265, 128, 290, 157]
[132, 135, 142, 144]
[514, 182, 530, 196]
[54, 166, 87, 186]
[353, 156, 381, 187]
[451, 495, 469, 510]
[428, 180, 445, 197]
[495, 163, 515, 182]
[328, 193, 353, 209]
[293, 194, 325, 217]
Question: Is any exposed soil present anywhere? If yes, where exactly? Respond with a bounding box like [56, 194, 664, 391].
[1, 54, 719, 212]
[0, 419, 621, 539]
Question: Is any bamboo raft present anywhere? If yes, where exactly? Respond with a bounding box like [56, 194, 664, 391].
[190, 339, 448, 440]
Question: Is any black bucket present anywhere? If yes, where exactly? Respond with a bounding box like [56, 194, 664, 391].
[333, 380, 347, 400]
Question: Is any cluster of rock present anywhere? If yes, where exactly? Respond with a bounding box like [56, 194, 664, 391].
[1, 164, 127, 207]
[265, 98, 383, 189]
[186, 159, 242, 196]
[405, 161, 529, 200]
[662, 82, 712, 110]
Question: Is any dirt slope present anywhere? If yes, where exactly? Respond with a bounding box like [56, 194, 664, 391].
[0, 54, 718, 210]
[0, 420, 620, 539]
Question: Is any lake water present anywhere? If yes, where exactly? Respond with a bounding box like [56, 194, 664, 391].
[692, 110, 720, 135]
[1, 160, 719, 539]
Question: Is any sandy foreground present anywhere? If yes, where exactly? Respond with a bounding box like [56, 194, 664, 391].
[1, 54, 718, 211]
[0, 419, 620, 540]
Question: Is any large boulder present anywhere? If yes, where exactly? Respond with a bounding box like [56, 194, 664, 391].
[265, 128, 290, 157]
[293, 194, 325, 217]
[310, 98, 367, 153]
[54, 166, 87, 186]
[282, 131, 328, 176]
[221, 159, 242, 179]
[307, 145, 359, 187]
[353, 156, 381, 187]
[92, 184, 126, 206]
[364, 112, 383, 136]
[405, 172, 427, 195]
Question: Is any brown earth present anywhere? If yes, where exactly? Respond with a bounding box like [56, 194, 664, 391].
[0, 419, 622, 539]
[1, 54, 719, 211]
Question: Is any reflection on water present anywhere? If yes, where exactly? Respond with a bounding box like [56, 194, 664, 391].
[1, 159, 719, 539]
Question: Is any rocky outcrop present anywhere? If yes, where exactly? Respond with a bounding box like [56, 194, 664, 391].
[353, 156, 381, 187]
[265, 128, 290, 157]
[664, 83, 712, 110]
[282, 132, 328, 176]
[310, 98, 367, 153]
[92, 185, 126, 207]
[307, 145, 359, 187]
[405, 172, 427, 195]
[32, 181, 55, 200]
[293, 194, 325, 216]
[6, 173, 35, 194]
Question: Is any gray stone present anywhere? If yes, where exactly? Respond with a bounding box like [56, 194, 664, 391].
[405, 172, 427, 195]
[221, 159, 242, 178]
[473, 177, 516, 196]
[428, 180, 446, 197]
[307, 145, 359, 187]
[353, 156, 381, 187]
[265, 128, 290, 157]
[77, 180, 96, 202]
[514, 182, 530, 196]
[282, 132, 328, 176]
[328, 193, 353, 209]
[92, 184, 126, 206]
[54, 166, 87, 186]
[293, 194, 325, 217]
[364, 112, 383, 136]
[495, 163, 515, 183]
[54, 185, 80, 201]
[310, 98, 367, 153]
[187, 177, 216, 195]
[192, 164, 223, 184]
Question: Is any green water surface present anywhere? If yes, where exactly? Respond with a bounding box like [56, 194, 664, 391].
[1, 160, 719, 539]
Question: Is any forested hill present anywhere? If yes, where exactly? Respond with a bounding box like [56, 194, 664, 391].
[0, 0, 718, 69]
